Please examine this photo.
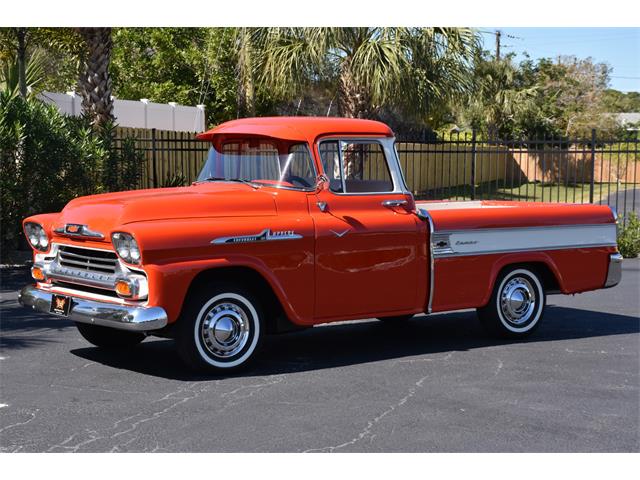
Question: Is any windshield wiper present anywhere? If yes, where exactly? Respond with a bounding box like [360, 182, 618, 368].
[202, 177, 261, 189]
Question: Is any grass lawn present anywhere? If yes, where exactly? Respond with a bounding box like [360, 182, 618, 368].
[416, 182, 638, 204]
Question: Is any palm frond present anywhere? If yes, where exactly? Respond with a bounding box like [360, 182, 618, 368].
[0, 48, 46, 99]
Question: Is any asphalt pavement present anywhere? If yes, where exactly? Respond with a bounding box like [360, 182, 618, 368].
[600, 188, 640, 217]
[1, 261, 639, 452]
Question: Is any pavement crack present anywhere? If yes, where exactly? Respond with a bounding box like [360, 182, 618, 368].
[494, 359, 504, 376]
[394, 352, 453, 365]
[219, 375, 285, 408]
[69, 361, 98, 372]
[304, 373, 432, 452]
[0, 408, 39, 434]
[46, 382, 203, 452]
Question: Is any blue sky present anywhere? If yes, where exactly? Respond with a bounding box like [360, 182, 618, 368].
[479, 28, 640, 92]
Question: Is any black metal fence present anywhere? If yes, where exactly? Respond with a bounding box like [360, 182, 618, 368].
[396, 130, 639, 219]
[115, 127, 640, 219]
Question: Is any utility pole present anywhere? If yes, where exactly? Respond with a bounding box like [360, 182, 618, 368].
[495, 29, 501, 61]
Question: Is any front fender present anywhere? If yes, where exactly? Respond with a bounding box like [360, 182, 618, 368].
[145, 254, 311, 325]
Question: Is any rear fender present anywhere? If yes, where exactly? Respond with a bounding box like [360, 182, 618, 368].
[481, 252, 564, 306]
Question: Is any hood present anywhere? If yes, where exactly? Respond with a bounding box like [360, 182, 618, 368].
[53, 183, 277, 241]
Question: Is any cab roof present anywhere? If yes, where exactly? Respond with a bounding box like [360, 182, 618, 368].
[195, 116, 394, 143]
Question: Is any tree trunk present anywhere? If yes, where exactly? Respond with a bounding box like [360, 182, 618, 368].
[76, 28, 114, 126]
[337, 60, 374, 119]
[15, 28, 27, 98]
[236, 28, 255, 118]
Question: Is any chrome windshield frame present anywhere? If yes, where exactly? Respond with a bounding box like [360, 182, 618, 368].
[196, 141, 318, 192]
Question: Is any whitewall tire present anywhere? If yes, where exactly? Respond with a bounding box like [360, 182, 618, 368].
[477, 267, 546, 338]
[176, 282, 264, 373]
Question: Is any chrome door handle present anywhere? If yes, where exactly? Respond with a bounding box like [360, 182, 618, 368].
[382, 199, 408, 208]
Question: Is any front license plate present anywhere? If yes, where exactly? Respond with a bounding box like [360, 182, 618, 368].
[50, 294, 71, 316]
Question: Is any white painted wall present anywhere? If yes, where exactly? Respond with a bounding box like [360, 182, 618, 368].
[38, 91, 206, 133]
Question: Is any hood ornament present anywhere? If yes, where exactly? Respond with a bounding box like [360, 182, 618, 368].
[54, 224, 104, 239]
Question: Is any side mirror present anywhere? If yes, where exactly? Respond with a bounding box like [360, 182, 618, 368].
[315, 174, 330, 192]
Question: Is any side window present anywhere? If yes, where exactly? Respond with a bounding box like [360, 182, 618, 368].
[319, 140, 395, 193]
[341, 142, 393, 193]
[318, 141, 343, 192]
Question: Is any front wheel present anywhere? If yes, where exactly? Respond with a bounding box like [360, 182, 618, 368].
[477, 267, 546, 338]
[176, 282, 264, 374]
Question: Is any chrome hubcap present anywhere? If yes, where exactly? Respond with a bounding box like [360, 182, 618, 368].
[201, 302, 250, 358]
[500, 277, 536, 325]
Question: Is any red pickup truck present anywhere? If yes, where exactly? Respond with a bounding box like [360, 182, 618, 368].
[19, 117, 622, 373]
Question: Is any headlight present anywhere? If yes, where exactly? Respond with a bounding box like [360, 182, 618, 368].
[111, 232, 141, 265]
[24, 222, 49, 251]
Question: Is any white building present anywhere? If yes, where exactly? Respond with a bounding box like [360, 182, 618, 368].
[613, 112, 640, 131]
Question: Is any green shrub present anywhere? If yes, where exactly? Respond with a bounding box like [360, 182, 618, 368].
[618, 212, 640, 259]
[0, 93, 143, 262]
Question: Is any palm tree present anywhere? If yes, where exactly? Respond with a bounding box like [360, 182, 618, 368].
[75, 28, 114, 126]
[1, 48, 45, 99]
[234, 27, 256, 117]
[464, 58, 537, 138]
[253, 27, 479, 120]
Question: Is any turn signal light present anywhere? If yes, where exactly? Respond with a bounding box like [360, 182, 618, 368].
[31, 266, 46, 281]
[115, 280, 132, 297]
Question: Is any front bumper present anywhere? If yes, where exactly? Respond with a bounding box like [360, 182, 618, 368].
[604, 253, 623, 288]
[18, 285, 168, 332]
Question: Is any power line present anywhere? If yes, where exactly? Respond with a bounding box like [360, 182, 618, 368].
[478, 29, 524, 59]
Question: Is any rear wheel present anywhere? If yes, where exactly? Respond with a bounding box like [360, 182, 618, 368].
[477, 267, 546, 338]
[75, 322, 146, 348]
[176, 282, 264, 374]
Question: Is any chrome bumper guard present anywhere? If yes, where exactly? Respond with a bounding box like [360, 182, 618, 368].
[604, 253, 623, 288]
[18, 285, 168, 332]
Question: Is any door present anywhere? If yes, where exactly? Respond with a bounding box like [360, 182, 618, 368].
[311, 138, 421, 320]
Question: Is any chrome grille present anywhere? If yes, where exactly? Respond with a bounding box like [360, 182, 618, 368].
[57, 245, 118, 274]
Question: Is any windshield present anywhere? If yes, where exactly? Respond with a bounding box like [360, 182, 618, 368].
[197, 138, 316, 190]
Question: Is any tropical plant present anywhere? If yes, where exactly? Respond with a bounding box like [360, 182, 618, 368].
[528, 56, 614, 137]
[618, 212, 640, 258]
[1, 28, 87, 95]
[0, 48, 46, 98]
[603, 89, 640, 113]
[0, 94, 145, 262]
[458, 55, 538, 138]
[252, 27, 480, 121]
[109, 28, 244, 125]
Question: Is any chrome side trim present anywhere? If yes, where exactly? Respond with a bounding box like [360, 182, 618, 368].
[432, 244, 618, 258]
[429, 224, 617, 258]
[604, 253, 623, 288]
[431, 232, 453, 256]
[54, 224, 104, 239]
[212, 229, 302, 245]
[418, 208, 435, 314]
[18, 285, 167, 332]
[330, 228, 350, 238]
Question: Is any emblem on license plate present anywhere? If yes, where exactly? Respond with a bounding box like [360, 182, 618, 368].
[50, 294, 71, 316]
